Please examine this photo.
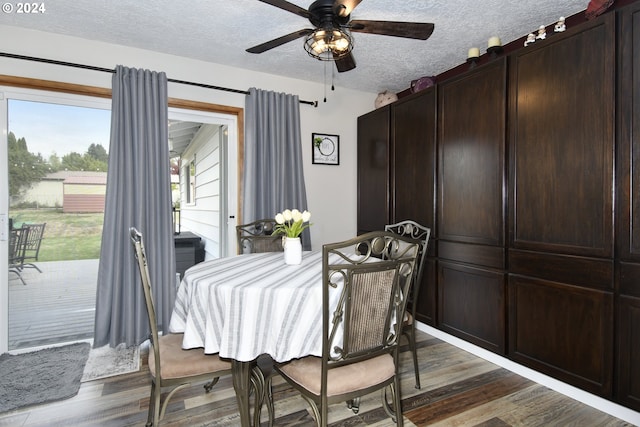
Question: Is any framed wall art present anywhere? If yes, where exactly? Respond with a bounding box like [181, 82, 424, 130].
[312, 133, 339, 165]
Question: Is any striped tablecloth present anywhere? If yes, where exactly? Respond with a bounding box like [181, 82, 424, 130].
[169, 250, 337, 363]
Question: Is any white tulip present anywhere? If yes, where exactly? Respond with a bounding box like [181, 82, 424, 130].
[275, 213, 285, 224]
[283, 209, 292, 221]
[302, 210, 311, 222]
[292, 209, 302, 222]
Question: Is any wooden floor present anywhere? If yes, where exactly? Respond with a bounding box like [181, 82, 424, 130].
[0, 331, 634, 427]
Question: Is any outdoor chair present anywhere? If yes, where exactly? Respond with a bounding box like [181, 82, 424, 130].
[236, 218, 284, 254]
[9, 226, 29, 286]
[385, 220, 431, 389]
[21, 223, 46, 272]
[266, 231, 421, 427]
[130, 227, 241, 426]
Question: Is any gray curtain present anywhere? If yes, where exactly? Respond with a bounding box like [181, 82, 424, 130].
[93, 65, 176, 348]
[244, 88, 311, 250]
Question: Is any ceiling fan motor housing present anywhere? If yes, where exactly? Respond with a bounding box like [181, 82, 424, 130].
[308, 0, 350, 29]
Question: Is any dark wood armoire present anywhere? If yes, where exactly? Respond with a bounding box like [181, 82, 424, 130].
[356, 5, 640, 411]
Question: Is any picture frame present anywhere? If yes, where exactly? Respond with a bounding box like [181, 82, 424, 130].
[312, 133, 339, 165]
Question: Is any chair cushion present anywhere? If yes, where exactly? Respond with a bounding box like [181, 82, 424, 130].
[278, 354, 395, 397]
[148, 333, 231, 380]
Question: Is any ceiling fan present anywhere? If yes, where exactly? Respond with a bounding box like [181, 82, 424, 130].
[246, 0, 435, 73]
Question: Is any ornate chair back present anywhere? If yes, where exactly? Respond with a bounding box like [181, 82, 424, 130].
[384, 219, 431, 389]
[271, 231, 420, 426]
[322, 230, 420, 367]
[236, 218, 283, 254]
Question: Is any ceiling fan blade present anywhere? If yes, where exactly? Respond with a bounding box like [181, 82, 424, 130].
[334, 52, 356, 72]
[333, 0, 363, 17]
[349, 20, 434, 40]
[257, 0, 310, 19]
[246, 29, 314, 54]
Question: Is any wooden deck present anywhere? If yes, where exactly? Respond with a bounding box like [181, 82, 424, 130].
[8, 259, 98, 350]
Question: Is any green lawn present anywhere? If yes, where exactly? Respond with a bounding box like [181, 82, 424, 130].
[11, 208, 103, 261]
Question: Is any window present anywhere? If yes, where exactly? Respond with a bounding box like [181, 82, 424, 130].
[185, 157, 196, 204]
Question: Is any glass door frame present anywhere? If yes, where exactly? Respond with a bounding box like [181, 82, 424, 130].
[1, 85, 240, 353]
[0, 86, 112, 353]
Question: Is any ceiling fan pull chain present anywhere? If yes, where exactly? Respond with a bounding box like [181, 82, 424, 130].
[324, 60, 328, 102]
[332, 65, 335, 91]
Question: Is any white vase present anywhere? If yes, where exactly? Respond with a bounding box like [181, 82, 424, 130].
[283, 237, 302, 265]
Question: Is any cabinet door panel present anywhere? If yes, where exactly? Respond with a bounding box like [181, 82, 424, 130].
[618, 2, 640, 261]
[392, 90, 438, 325]
[620, 262, 640, 299]
[509, 249, 613, 291]
[510, 14, 614, 257]
[392, 89, 436, 229]
[438, 261, 505, 353]
[438, 60, 506, 246]
[618, 294, 640, 411]
[414, 258, 436, 326]
[509, 275, 613, 396]
[439, 241, 505, 270]
[357, 106, 390, 233]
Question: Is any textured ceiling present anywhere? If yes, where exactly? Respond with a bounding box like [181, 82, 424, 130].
[1, 0, 589, 94]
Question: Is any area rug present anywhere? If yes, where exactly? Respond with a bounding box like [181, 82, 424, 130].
[0, 342, 90, 413]
[81, 343, 140, 382]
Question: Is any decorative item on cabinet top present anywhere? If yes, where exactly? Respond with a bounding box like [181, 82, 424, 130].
[467, 49, 480, 68]
[487, 36, 504, 56]
[374, 90, 398, 109]
[524, 17, 565, 49]
[585, 0, 614, 20]
[524, 33, 536, 47]
[411, 76, 436, 93]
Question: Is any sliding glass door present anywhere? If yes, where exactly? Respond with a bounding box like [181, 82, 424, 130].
[1, 86, 238, 353]
[2, 89, 111, 352]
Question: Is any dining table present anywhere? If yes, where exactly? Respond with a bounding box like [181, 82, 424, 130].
[169, 249, 340, 426]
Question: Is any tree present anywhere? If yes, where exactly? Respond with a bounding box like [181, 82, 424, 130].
[61, 152, 86, 170]
[60, 147, 108, 172]
[48, 152, 62, 171]
[8, 132, 48, 198]
[87, 143, 108, 163]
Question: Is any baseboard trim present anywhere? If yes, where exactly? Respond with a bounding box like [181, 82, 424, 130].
[417, 323, 640, 426]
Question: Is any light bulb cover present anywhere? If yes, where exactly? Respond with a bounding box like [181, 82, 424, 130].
[304, 27, 353, 61]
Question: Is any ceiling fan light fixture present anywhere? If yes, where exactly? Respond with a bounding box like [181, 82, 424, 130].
[304, 27, 353, 60]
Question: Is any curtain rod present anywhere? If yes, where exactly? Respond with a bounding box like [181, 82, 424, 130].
[0, 51, 319, 107]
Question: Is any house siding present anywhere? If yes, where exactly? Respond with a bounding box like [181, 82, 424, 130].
[179, 124, 222, 260]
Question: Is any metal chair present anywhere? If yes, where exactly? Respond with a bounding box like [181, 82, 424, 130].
[9, 226, 29, 286]
[266, 231, 421, 427]
[130, 227, 236, 426]
[236, 218, 283, 254]
[21, 223, 46, 272]
[385, 220, 431, 389]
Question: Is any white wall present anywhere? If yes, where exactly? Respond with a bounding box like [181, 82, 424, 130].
[0, 25, 377, 250]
